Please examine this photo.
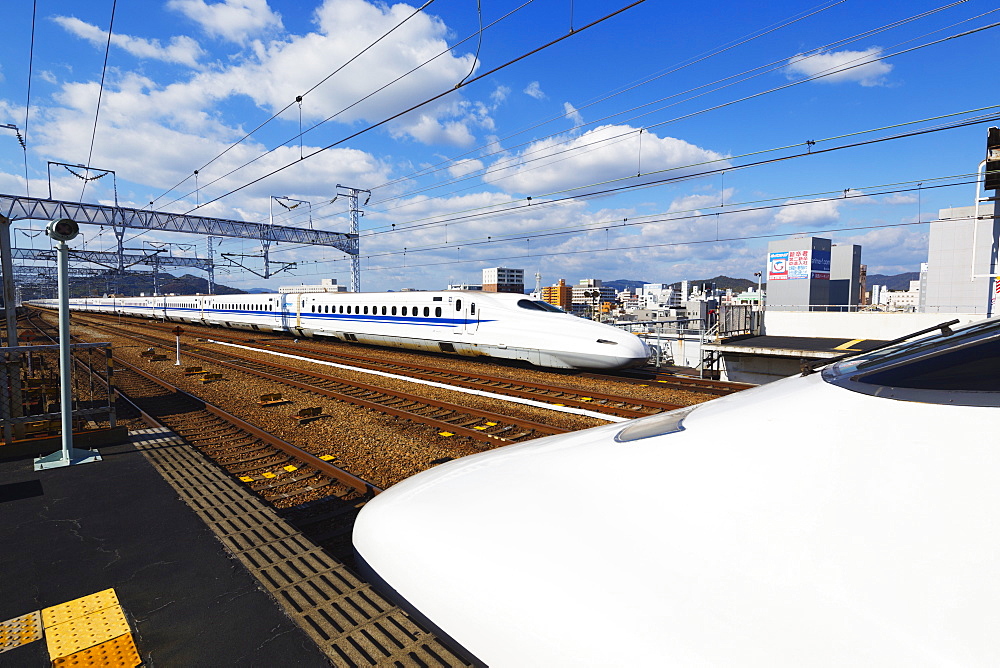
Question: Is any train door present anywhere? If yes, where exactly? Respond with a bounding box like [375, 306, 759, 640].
[279, 294, 291, 332]
[464, 300, 479, 332]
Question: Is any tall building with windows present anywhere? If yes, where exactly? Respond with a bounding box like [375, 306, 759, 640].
[482, 267, 524, 293]
[541, 279, 573, 310]
[571, 279, 617, 305]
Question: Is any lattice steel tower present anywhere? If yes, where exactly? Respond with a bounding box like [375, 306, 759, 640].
[336, 185, 370, 292]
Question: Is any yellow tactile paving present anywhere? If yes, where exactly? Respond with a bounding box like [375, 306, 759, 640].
[45, 605, 131, 660]
[52, 632, 141, 667]
[41, 589, 120, 628]
[0, 611, 42, 653]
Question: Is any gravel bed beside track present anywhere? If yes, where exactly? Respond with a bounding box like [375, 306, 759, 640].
[69, 315, 717, 488]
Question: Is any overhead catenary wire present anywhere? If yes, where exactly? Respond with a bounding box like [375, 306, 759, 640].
[284, 111, 995, 267]
[180, 0, 650, 216]
[158, 0, 540, 213]
[264, 105, 999, 260]
[293, 177, 980, 277]
[150, 0, 442, 208]
[80, 0, 117, 203]
[358, 0, 978, 212]
[361, 4, 1000, 218]
[351, 105, 1000, 238]
[21, 0, 37, 197]
[202, 0, 852, 233]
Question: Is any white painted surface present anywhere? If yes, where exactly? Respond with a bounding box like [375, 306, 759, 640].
[355, 373, 1000, 666]
[762, 310, 985, 340]
[207, 339, 628, 423]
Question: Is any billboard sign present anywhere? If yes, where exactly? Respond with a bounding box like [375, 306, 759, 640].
[768, 251, 789, 281]
[811, 249, 831, 280]
[787, 250, 810, 280]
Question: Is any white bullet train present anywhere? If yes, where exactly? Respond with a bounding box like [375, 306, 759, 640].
[32, 290, 650, 370]
[353, 317, 1000, 666]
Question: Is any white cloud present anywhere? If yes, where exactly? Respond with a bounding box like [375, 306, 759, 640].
[774, 198, 843, 226]
[485, 125, 727, 195]
[564, 102, 583, 130]
[204, 0, 481, 146]
[167, 0, 283, 44]
[774, 190, 868, 226]
[490, 85, 510, 106]
[785, 47, 893, 87]
[523, 81, 545, 99]
[879, 193, 918, 205]
[447, 158, 484, 178]
[53, 16, 205, 67]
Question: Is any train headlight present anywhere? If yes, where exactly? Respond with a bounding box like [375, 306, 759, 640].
[614, 405, 698, 443]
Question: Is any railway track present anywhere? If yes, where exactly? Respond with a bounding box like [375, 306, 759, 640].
[73, 312, 685, 419]
[77, 318, 575, 446]
[24, 310, 475, 666]
[577, 369, 756, 395]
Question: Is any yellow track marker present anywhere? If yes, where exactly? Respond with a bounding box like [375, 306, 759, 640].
[438, 432, 454, 437]
[319, 455, 335, 461]
[262, 472, 277, 479]
[239, 476, 253, 483]
[834, 338, 866, 351]
[283, 465, 298, 472]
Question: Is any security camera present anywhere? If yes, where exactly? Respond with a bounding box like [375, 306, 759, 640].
[46, 218, 80, 242]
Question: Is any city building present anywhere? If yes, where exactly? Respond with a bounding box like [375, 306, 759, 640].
[482, 267, 524, 293]
[571, 279, 616, 306]
[541, 279, 572, 310]
[765, 237, 832, 311]
[922, 201, 999, 314]
[278, 278, 347, 293]
[829, 244, 862, 310]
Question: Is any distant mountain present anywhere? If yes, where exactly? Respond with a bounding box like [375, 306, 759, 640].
[602, 279, 649, 291]
[20, 272, 248, 300]
[669, 275, 757, 293]
[245, 288, 273, 294]
[866, 272, 919, 291]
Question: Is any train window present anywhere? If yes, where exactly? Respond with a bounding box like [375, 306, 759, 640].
[822, 320, 1000, 406]
[455, 299, 462, 311]
[433, 296, 443, 301]
[382, 306, 387, 315]
[392, 306, 397, 315]
[471, 303, 476, 315]
[364, 306, 369, 315]
[518, 299, 564, 313]
[423, 307, 430, 317]
[853, 340, 1000, 392]
[402, 306, 408, 316]
[435, 307, 441, 317]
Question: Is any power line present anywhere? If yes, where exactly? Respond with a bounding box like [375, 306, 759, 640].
[364, 5, 1000, 219]
[359, 0, 979, 213]
[159, 0, 540, 213]
[181, 0, 650, 215]
[80, 0, 117, 202]
[355, 106, 1000, 238]
[150, 0, 443, 208]
[22, 0, 37, 197]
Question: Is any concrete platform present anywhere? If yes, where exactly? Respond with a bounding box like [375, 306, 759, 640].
[0, 430, 330, 666]
[704, 335, 889, 384]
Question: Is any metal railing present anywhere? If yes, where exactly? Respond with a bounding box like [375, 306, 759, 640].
[0, 342, 115, 446]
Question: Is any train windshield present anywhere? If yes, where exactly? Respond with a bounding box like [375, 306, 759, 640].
[518, 299, 564, 313]
[822, 317, 1000, 405]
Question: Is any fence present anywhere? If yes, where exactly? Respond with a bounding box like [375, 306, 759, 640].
[0, 342, 116, 447]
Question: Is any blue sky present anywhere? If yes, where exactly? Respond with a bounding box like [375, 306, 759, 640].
[1, 0, 997, 293]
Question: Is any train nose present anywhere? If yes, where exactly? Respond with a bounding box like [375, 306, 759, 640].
[602, 332, 650, 368]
